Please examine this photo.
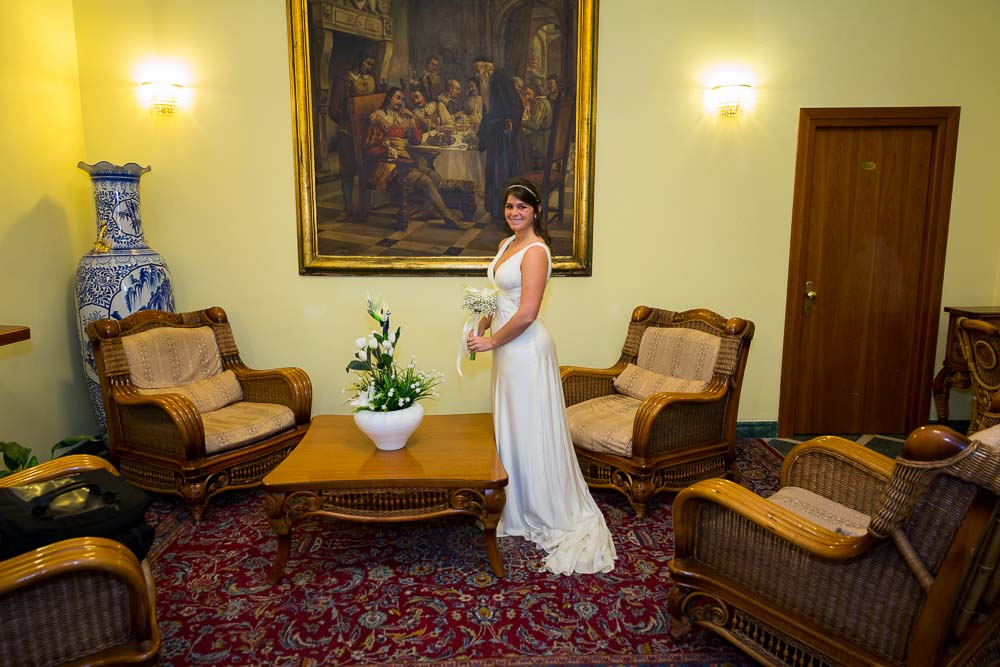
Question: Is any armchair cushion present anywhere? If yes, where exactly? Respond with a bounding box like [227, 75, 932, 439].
[566, 394, 640, 457]
[637, 327, 720, 382]
[613, 363, 708, 400]
[122, 326, 223, 388]
[768, 486, 870, 537]
[972, 423, 1000, 448]
[203, 402, 295, 454]
[136, 369, 243, 413]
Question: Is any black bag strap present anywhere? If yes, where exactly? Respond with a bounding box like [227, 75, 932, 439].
[29, 481, 119, 518]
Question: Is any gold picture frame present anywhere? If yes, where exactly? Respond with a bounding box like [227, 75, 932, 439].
[287, 0, 597, 275]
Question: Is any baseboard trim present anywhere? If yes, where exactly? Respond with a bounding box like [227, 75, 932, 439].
[736, 420, 971, 440]
[737, 421, 777, 438]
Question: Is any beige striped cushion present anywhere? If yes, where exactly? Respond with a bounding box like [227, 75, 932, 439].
[202, 402, 295, 454]
[566, 394, 640, 457]
[613, 363, 708, 400]
[136, 369, 243, 414]
[637, 327, 720, 382]
[769, 486, 870, 537]
[123, 326, 223, 389]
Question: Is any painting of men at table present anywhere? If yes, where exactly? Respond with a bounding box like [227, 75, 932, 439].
[293, 0, 595, 274]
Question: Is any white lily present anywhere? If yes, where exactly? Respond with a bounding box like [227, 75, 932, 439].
[349, 386, 374, 409]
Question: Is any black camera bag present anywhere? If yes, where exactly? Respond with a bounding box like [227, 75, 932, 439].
[0, 469, 155, 560]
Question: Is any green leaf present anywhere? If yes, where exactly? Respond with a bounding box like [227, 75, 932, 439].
[1, 441, 33, 472]
[347, 359, 372, 372]
[379, 353, 394, 367]
[51, 435, 105, 459]
[394, 326, 401, 344]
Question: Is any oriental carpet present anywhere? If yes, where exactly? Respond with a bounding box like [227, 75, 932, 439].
[145, 439, 786, 666]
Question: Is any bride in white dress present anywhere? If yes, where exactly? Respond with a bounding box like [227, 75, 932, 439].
[467, 178, 616, 575]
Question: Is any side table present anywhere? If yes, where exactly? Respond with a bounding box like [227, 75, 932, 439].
[932, 306, 1000, 423]
[0, 325, 30, 347]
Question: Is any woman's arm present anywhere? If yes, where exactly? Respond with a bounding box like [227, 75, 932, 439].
[468, 246, 547, 352]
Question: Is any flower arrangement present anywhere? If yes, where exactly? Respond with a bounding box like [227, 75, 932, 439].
[346, 295, 443, 412]
[459, 286, 497, 365]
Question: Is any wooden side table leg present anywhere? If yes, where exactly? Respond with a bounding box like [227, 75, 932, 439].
[263, 491, 291, 583]
[932, 365, 952, 422]
[483, 488, 506, 577]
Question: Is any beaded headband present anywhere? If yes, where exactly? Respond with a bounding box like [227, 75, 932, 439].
[504, 183, 540, 206]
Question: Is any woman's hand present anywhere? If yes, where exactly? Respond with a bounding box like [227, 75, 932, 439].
[467, 331, 493, 354]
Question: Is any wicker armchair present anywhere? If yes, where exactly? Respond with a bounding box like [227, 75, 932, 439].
[668, 425, 1000, 666]
[560, 306, 754, 518]
[0, 455, 159, 666]
[957, 317, 1000, 435]
[88, 306, 312, 520]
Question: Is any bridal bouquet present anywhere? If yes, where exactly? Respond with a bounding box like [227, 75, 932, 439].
[346, 295, 443, 412]
[458, 285, 497, 375]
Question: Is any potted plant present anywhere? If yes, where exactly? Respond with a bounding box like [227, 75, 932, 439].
[0, 435, 106, 477]
[346, 295, 443, 450]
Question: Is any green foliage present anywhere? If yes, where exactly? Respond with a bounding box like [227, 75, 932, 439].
[0, 435, 108, 478]
[0, 441, 38, 478]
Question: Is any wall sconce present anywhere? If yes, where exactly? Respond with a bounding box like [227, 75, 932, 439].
[711, 84, 752, 117]
[139, 81, 184, 116]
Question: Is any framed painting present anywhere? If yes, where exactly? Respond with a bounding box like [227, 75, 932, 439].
[287, 0, 597, 275]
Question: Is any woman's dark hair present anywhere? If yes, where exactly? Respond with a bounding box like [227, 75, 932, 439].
[502, 177, 550, 246]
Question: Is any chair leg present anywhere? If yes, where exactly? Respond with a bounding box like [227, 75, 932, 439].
[630, 499, 649, 520]
[181, 480, 209, 523]
[728, 460, 741, 484]
[627, 475, 656, 519]
[667, 586, 694, 639]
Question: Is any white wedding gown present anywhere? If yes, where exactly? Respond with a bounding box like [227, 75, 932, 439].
[487, 236, 616, 574]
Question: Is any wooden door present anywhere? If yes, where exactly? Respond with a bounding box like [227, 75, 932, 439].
[779, 108, 960, 436]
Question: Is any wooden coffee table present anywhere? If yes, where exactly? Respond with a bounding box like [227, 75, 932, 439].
[262, 413, 507, 582]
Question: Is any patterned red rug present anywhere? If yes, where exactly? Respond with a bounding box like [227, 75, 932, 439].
[146, 439, 783, 666]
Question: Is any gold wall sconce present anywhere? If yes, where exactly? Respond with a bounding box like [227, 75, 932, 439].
[135, 60, 191, 117]
[711, 83, 752, 117]
[138, 81, 184, 116]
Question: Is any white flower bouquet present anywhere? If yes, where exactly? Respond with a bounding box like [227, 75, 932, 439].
[457, 285, 497, 375]
[346, 295, 443, 412]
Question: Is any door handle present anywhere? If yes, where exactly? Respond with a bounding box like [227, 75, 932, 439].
[804, 281, 818, 315]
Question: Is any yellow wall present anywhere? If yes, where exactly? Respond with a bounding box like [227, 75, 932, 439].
[4, 1, 999, 455]
[1, 0, 92, 454]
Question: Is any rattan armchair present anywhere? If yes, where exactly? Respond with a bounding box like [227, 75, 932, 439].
[0, 455, 159, 666]
[957, 317, 1000, 435]
[88, 306, 312, 520]
[560, 306, 754, 518]
[668, 425, 1000, 666]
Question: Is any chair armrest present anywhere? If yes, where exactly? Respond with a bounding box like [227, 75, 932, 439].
[112, 390, 206, 459]
[631, 385, 729, 458]
[780, 436, 893, 515]
[232, 365, 312, 423]
[0, 537, 160, 665]
[560, 363, 626, 407]
[0, 455, 118, 487]
[672, 478, 876, 562]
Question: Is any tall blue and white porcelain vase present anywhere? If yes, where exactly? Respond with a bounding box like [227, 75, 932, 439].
[76, 161, 175, 430]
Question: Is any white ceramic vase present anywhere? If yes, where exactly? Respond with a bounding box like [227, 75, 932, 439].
[353, 403, 424, 451]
